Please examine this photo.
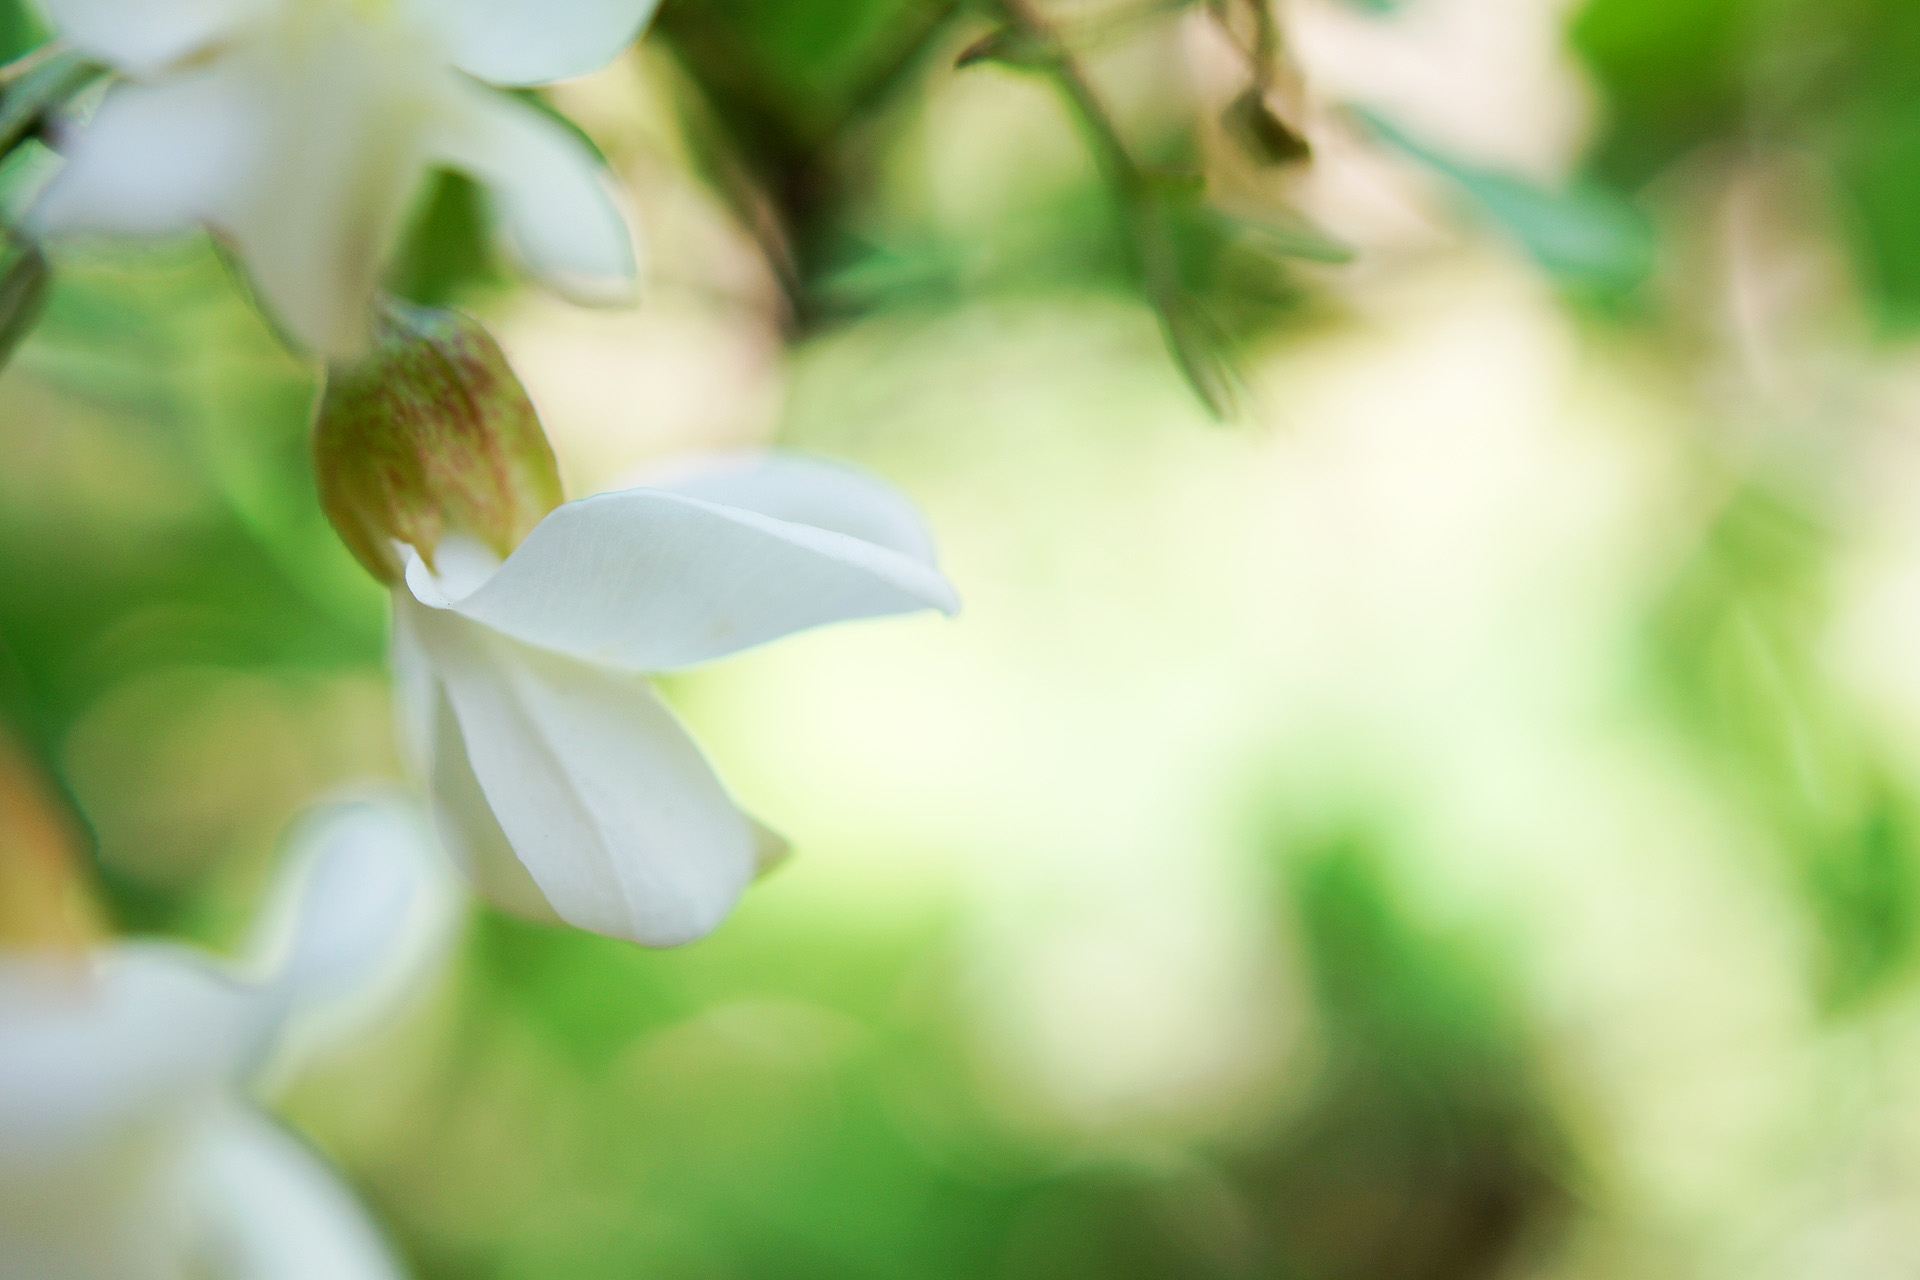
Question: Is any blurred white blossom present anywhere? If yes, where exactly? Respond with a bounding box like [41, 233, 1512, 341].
[34, 0, 658, 355]
[0, 795, 458, 1280]
[392, 451, 959, 947]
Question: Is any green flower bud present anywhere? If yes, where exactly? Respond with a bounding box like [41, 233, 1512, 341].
[313, 300, 563, 584]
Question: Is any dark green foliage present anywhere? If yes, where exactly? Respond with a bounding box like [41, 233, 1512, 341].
[0, 0, 46, 65]
[1224, 837, 1570, 1280]
[0, 235, 47, 372]
[1569, 0, 1748, 191]
[657, 0, 963, 302]
[385, 171, 508, 310]
[1573, 0, 1920, 327]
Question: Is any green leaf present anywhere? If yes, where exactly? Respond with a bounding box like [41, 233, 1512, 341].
[1359, 108, 1655, 292]
[0, 45, 102, 161]
[0, 234, 46, 371]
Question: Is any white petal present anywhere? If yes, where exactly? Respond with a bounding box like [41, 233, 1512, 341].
[0, 951, 250, 1280]
[0, 962, 266, 1278]
[426, 82, 636, 306]
[405, 598, 756, 945]
[426, 678, 564, 925]
[396, 591, 559, 922]
[42, 0, 270, 77]
[408, 478, 959, 673]
[34, 67, 260, 238]
[210, 25, 445, 356]
[193, 1108, 402, 1280]
[624, 451, 945, 567]
[244, 795, 461, 1084]
[405, 0, 662, 86]
[0, 949, 269, 1160]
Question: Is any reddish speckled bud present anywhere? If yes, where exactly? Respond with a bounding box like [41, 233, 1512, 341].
[313, 300, 563, 584]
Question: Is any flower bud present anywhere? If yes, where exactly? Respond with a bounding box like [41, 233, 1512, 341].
[313, 300, 563, 584]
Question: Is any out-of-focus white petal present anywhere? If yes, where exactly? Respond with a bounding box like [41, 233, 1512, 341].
[210, 21, 446, 356]
[397, 584, 560, 923]
[42, 0, 270, 77]
[405, 599, 756, 946]
[194, 1109, 402, 1280]
[625, 452, 946, 568]
[34, 67, 260, 238]
[405, 0, 662, 86]
[427, 82, 636, 307]
[405, 483, 959, 673]
[245, 794, 460, 1083]
[0, 950, 269, 1157]
[0, 949, 274, 1280]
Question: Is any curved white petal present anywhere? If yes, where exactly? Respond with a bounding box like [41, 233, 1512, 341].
[406, 478, 958, 674]
[426, 679, 564, 924]
[405, 0, 662, 86]
[42, 0, 270, 77]
[427, 83, 636, 306]
[623, 452, 945, 567]
[193, 1109, 402, 1280]
[395, 593, 558, 922]
[404, 598, 756, 946]
[34, 67, 261, 238]
[245, 795, 460, 1084]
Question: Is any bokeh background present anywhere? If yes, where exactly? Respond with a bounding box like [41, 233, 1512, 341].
[9, 0, 1920, 1275]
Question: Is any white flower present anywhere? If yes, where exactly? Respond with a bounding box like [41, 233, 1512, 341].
[392, 451, 960, 947]
[33, 0, 657, 355]
[0, 795, 457, 1280]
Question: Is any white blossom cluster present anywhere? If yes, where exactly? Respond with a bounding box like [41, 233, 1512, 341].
[1, 0, 958, 1274]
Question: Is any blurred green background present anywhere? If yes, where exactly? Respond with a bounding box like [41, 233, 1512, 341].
[11, 0, 1920, 1275]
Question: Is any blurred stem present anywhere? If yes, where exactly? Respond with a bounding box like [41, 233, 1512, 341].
[657, 0, 966, 329]
[989, 0, 1233, 414]
[992, 0, 1145, 195]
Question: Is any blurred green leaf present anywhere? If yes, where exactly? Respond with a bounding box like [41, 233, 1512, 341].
[386, 170, 508, 309]
[0, 44, 101, 161]
[0, 0, 48, 69]
[1361, 108, 1655, 293]
[1569, 0, 1746, 190]
[955, 23, 1055, 70]
[0, 235, 47, 371]
[1648, 488, 1920, 1011]
[1233, 833, 1571, 1280]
